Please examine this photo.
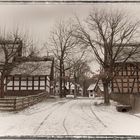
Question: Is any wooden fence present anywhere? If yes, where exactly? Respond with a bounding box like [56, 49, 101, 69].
[0, 92, 49, 111]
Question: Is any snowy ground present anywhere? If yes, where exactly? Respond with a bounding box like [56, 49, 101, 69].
[0, 97, 140, 136]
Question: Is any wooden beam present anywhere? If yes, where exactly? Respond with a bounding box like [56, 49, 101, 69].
[19, 76, 21, 91]
[32, 76, 34, 91]
[45, 76, 46, 90]
[12, 76, 14, 91]
[130, 78, 136, 94]
[114, 79, 121, 93]
[27, 77, 28, 91]
[38, 76, 40, 90]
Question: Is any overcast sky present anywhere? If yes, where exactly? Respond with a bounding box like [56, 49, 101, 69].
[0, 3, 140, 72]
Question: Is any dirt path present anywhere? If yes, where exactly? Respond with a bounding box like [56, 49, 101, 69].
[1, 98, 140, 136]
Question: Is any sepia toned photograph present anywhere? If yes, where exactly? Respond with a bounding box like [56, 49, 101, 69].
[0, 1, 140, 139]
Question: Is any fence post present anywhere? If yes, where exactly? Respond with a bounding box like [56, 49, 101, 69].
[28, 97, 30, 106]
[13, 98, 16, 111]
[22, 98, 24, 109]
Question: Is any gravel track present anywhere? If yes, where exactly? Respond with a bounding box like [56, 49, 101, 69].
[34, 100, 69, 134]
[62, 101, 77, 135]
[89, 100, 107, 128]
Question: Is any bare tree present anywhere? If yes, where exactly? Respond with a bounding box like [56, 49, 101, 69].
[74, 9, 140, 104]
[75, 60, 92, 97]
[0, 32, 23, 98]
[47, 20, 79, 97]
[0, 28, 39, 98]
[66, 53, 92, 97]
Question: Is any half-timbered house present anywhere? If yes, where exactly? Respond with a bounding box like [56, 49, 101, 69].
[0, 39, 54, 97]
[111, 43, 140, 110]
[112, 62, 140, 94]
[5, 60, 54, 96]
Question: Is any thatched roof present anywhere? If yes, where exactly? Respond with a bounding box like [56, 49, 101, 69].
[87, 84, 96, 91]
[10, 61, 52, 76]
[114, 43, 140, 63]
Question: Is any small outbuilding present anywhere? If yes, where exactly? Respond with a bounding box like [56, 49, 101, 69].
[88, 80, 104, 98]
[87, 84, 96, 98]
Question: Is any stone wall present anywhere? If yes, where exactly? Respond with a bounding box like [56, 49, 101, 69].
[111, 93, 140, 112]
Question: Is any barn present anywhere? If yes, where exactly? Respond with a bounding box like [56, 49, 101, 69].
[111, 43, 140, 111]
[4, 60, 54, 96]
[0, 39, 54, 97]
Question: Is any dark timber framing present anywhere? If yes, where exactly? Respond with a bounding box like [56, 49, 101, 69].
[5, 75, 50, 92]
[112, 62, 140, 94]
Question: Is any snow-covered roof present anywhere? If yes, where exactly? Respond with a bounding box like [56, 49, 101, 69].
[96, 80, 104, 91]
[87, 84, 96, 90]
[98, 84, 104, 91]
[10, 61, 52, 76]
[88, 80, 104, 92]
[114, 43, 140, 63]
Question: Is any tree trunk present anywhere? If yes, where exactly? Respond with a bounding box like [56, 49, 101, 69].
[74, 73, 77, 98]
[63, 68, 66, 97]
[69, 79, 71, 94]
[59, 61, 63, 98]
[83, 79, 86, 97]
[0, 74, 5, 98]
[74, 84, 77, 98]
[102, 79, 110, 105]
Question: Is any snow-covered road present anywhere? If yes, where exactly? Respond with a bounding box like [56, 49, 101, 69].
[0, 97, 140, 136]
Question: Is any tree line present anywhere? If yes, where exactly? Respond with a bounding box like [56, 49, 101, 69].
[1, 9, 140, 105]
